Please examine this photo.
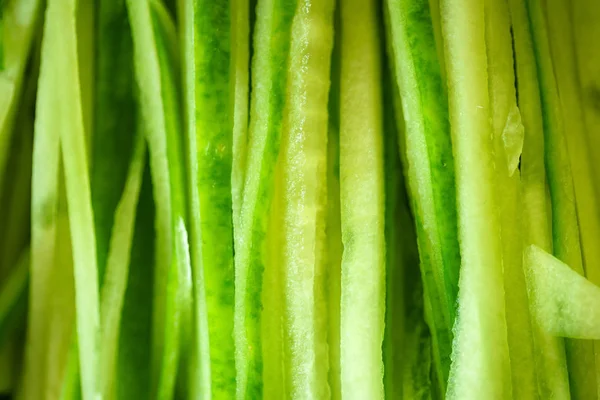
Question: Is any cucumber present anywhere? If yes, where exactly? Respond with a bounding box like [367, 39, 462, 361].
[99, 133, 146, 399]
[38, 1, 103, 398]
[384, 0, 460, 392]
[0, 0, 43, 199]
[126, 0, 190, 397]
[525, 245, 600, 340]
[508, 0, 570, 396]
[116, 167, 155, 400]
[233, 0, 296, 397]
[339, 0, 384, 398]
[180, 1, 239, 397]
[527, 0, 598, 396]
[484, 0, 536, 396]
[279, 0, 334, 398]
[0, 249, 29, 342]
[324, 12, 343, 396]
[440, 0, 511, 397]
[545, 0, 600, 394]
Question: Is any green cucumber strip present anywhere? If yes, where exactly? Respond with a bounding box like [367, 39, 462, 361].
[231, 0, 250, 231]
[181, 1, 238, 397]
[339, 0, 384, 398]
[0, 3, 4, 71]
[19, 7, 62, 394]
[440, 0, 511, 397]
[99, 134, 146, 399]
[508, 0, 570, 395]
[233, 0, 296, 397]
[525, 245, 600, 338]
[0, 249, 29, 339]
[527, 0, 598, 396]
[178, 0, 210, 396]
[92, 0, 138, 285]
[0, 0, 42, 198]
[48, 0, 102, 397]
[572, 0, 600, 390]
[126, 0, 189, 398]
[382, 64, 432, 400]
[116, 167, 154, 400]
[484, 0, 536, 396]
[279, 0, 334, 398]
[385, 0, 460, 391]
[545, 0, 600, 393]
[76, 0, 94, 157]
[326, 14, 342, 398]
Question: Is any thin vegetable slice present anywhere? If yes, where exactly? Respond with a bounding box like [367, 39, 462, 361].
[440, 0, 511, 397]
[126, 0, 189, 397]
[525, 245, 600, 339]
[527, 0, 598, 396]
[0, 249, 29, 341]
[339, 0, 384, 398]
[278, 0, 334, 398]
[385, 0, 460, 391]
[483, 0, 536, 396]
[508, 0, 570, 395]
[99, 134, 146, 399]
[233, 0, 297, 397]
[180, 1, 238, 397]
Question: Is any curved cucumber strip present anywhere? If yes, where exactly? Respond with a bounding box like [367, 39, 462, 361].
[126, 0, 189, 398]
[99, 134, 146, 399]
[508, 0, 570, 396]
[527, 0, 598, 396]
[339, 0, 384, 398]
[43, 0, 102, 398]
[181, 1, 238, 397]
[525, 245, 600, 340]
[484, 0, 536, 397]
[440, 0, 511, 398]
[546, 0, 600, 393]
[233, 0, 296, 397]
[385, 0, 460, 391]
[0, 248, 29, 341]
[278, 0, 334, 398]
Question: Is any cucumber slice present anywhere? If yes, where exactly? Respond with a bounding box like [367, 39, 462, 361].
[545, 0, 600, 394]
[126, 0, 190, 397]
[440, 0, 511, 397]
[233, 0, 296, 397]
[180, 1, 238, 397]
[508, 0, 570, 396]
[385, 0, 460, 391]
[279, 0, 334, 398]
[527, 0, 598, 396]
[339, 0, 384, 398]
[484, 0, 536, 396]
[525, 245, 600, 340]
[37, 1, 103, 398]
[99, 134, 146, 399]
[0, 249, 29, 342]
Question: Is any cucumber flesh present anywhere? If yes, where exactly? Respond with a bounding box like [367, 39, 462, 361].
[339, 0, 385, 398]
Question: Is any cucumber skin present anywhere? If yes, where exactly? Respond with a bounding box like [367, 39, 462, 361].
[191, 1, 238, 397]
[234, 0, 296, 398]
[385, 0, 459, 391]
[526, 0, 598, 397]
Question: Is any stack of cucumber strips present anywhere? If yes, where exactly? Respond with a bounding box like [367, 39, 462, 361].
[1, 0, 600, 398]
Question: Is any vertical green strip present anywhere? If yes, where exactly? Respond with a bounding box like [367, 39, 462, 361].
[187, 0, 236, 398]
[280, 0, 334, 398]
[384, 0, 460, 392]
[508, 0, 570, 396]
[484, 0, 536, 397]
[527, 0, 598, 397]
[440, 0, 511, 397]
[233, 0, 297, 397]
[339, 0, 384, 398]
